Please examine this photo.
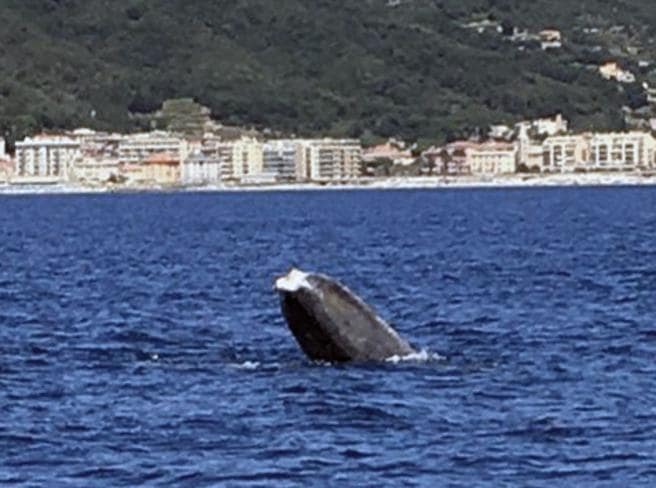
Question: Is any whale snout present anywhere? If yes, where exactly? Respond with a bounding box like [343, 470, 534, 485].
[274, 268, 312, 293]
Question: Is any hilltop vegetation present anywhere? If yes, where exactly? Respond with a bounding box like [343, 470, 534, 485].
[1, 0, 655, 147]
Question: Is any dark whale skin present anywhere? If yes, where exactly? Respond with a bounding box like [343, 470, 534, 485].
[276, 269, 415, 362]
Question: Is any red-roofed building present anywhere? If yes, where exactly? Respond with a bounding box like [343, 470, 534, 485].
[423, 141, 480, 175]
[143, 152, 180, 185]
[362, 142, 413, 163]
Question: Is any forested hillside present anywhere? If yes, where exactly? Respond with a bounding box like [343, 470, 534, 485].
[1, 0, 656, 146]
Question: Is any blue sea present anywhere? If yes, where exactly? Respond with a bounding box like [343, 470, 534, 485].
[1, 188, 655, 487]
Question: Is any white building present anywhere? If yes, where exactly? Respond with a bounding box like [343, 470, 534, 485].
[542, 134, 590, 172]
[118, 131, 189, 164]
[218, 137, 263, 182]
[488, 124, 513, 140]
[466, 142, 517, 175]
[298, 139, 362, 181]
[263, 140, 301, 182]
[14, 135, 81, 180]
[181, 150, 222, 185]
[542, 131, 655, 172]
[516, 114, 568, 139]
[589, 132, 656, 170]
[599, 62, 636, 84]
[517, 138, 545, 171]
[70, 129, 124, 183]
[0, 138, 5, 158]
[72, 128, 124, 158]
[645, 83, 656, 105]
[362, 140, 413, 164]
[180, 134, 224, 185]
[73, 157, 121, 184]
[539, 29, 563, 50]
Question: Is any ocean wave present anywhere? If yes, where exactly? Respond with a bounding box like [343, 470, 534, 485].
[230, 360, 262, 370]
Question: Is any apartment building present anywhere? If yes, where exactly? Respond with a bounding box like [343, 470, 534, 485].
[588, 132, 656, 170]
[263, 140, 302, 182]
[178, 134, 222, 185]
[182, 151, 222, 185]
[298, 139, 362, 181]
[542, 134, 590, 172]
[74, 157, 121, 184]
[118, 131, 189, 164]
[543, 132, 655, 172]
[72, 128, 124, 159]
[466, 142, 517, 175]
[59, 129, 123, 184]
[14, 135, 81, 180]
[517, 138, 545, 171]
[219, 137, 263, 182]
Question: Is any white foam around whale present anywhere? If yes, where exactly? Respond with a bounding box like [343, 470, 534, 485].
[275, 268, 312, 292]
[385, 349, 445, 364]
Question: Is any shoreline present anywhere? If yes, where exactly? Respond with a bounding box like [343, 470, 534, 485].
[2, 172, 656, 195]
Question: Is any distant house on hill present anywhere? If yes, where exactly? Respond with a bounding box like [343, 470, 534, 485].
[488, 124, 514, 141]
[516, 114, 569, 139]
[599, 61, 636, 83]
[462, 18, 501, 35]
[539, 29, 563, 50]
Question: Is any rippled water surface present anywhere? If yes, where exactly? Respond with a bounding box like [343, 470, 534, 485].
[1, 188, 656, 486]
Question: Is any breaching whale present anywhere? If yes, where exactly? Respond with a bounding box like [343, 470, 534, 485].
[274, 268, 416, 362]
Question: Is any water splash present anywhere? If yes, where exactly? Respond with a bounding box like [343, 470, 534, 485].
[385, 349, 446, 364]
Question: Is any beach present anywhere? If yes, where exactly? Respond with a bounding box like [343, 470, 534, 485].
[2, 172, 656, 195]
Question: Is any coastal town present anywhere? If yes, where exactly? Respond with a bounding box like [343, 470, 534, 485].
[6, 8, 656, 192]
[1, 99, 656, 191]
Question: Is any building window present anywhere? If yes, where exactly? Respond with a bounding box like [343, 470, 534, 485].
[625, 144, 635, 165]
[598, 145, 608, 164]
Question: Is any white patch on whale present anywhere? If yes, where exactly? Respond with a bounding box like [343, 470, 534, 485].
[275, 268, 312, 292]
